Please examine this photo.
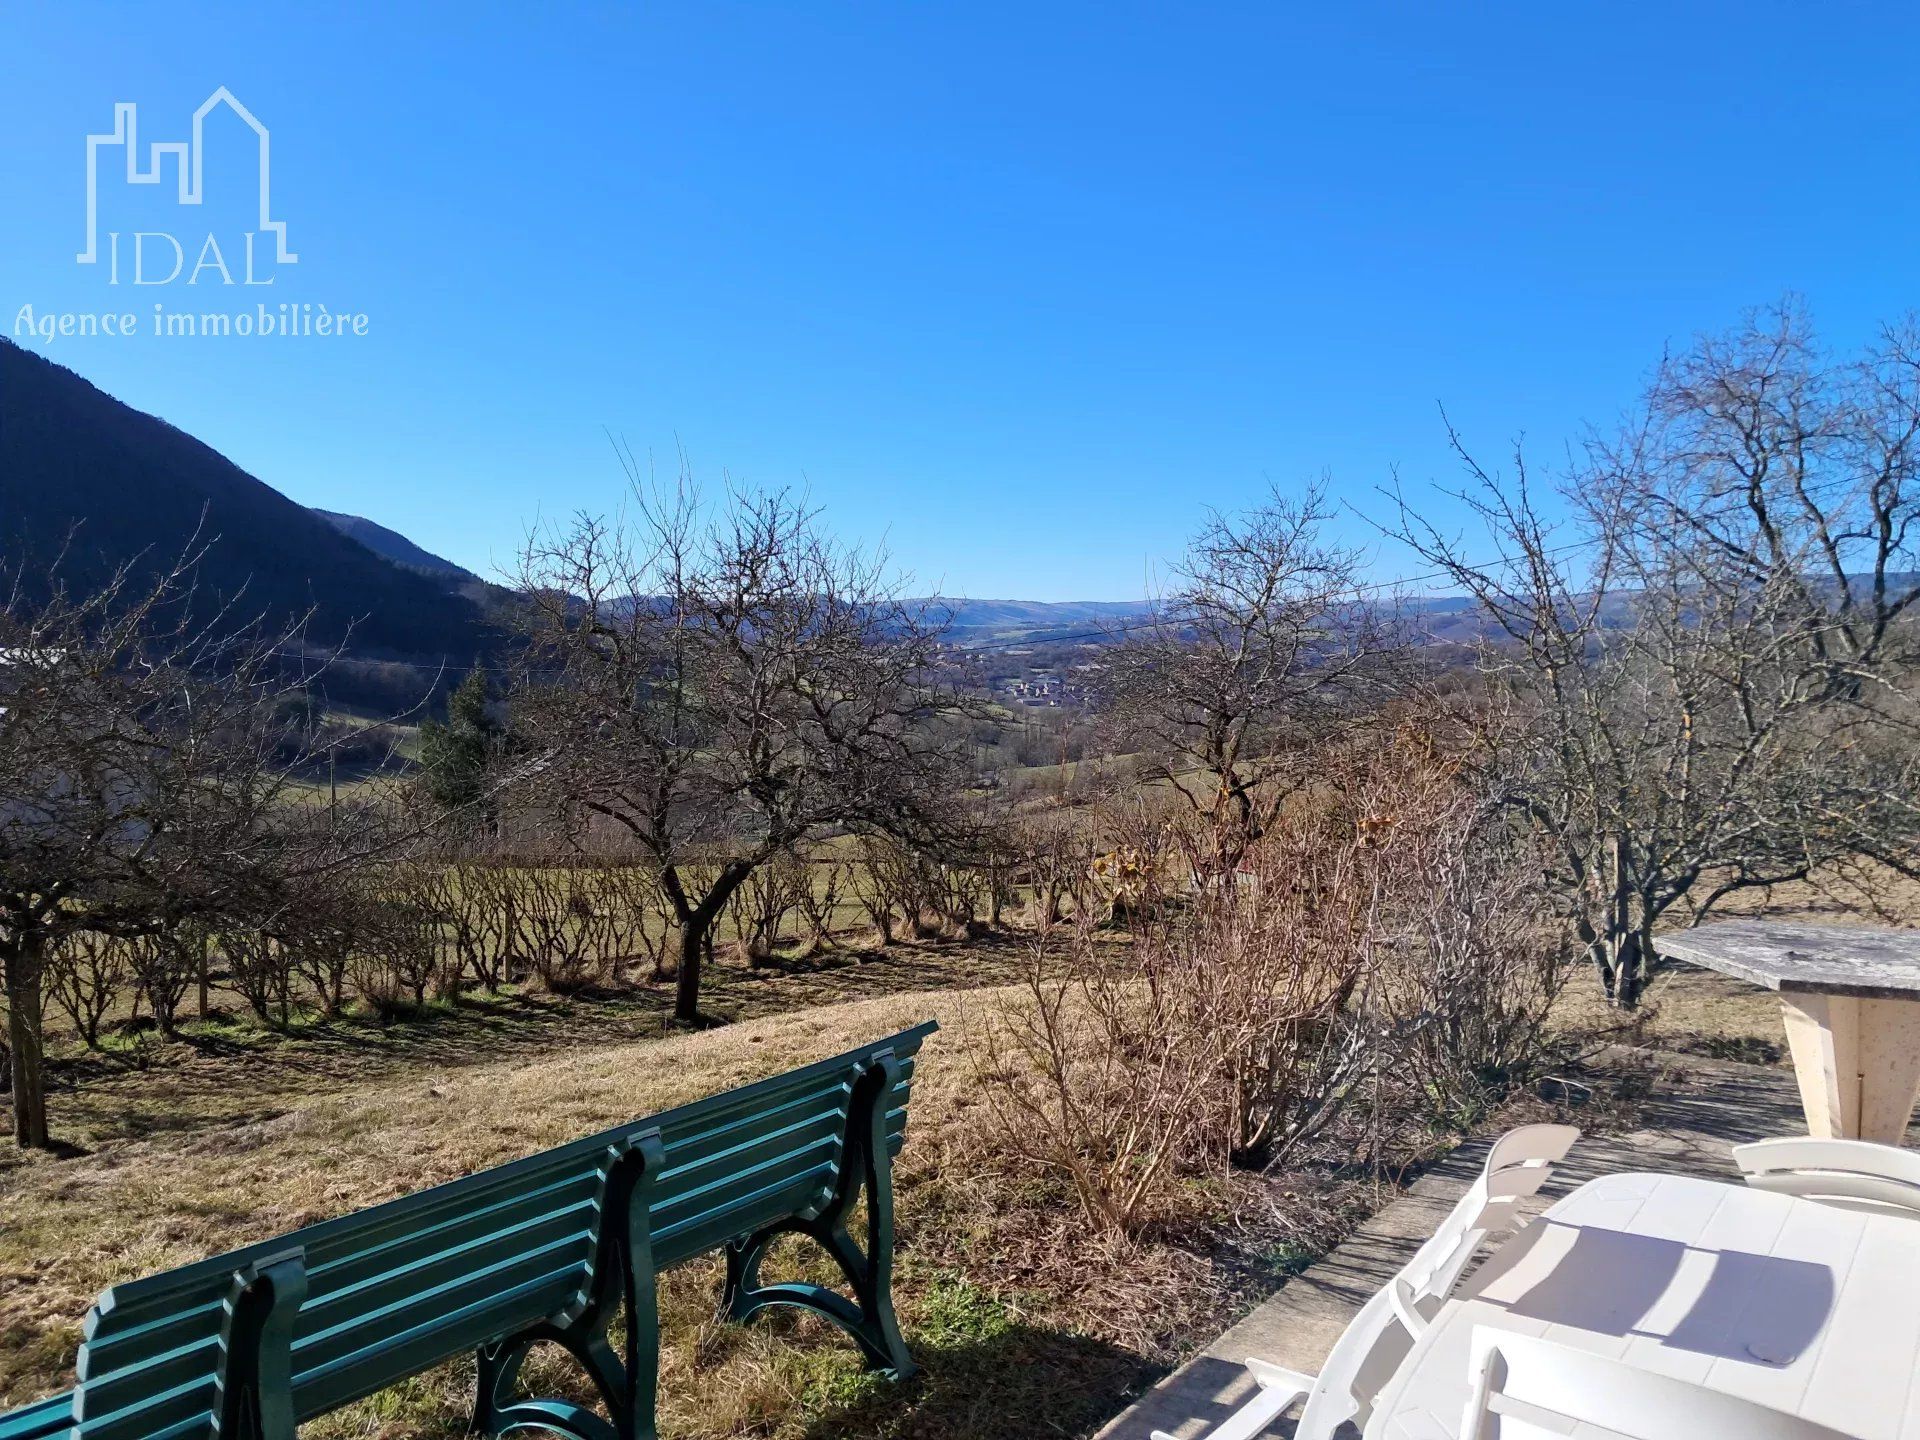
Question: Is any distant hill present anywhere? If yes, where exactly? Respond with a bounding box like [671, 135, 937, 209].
[312, 509, 475, 583]
[0, 340, 492, 688]
[921, 598, 1151, 640]
[0, 340, 1548, 696]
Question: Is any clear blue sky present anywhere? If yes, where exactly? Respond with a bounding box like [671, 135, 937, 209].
[5, 3, 1919, 600]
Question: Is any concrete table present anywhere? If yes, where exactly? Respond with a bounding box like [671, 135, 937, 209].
[1366, 1170, 1920, 1439]
[1655, 921, 1920, 1145]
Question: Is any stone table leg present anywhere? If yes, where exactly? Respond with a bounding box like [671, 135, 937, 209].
[1779, 993, 1920, 1144]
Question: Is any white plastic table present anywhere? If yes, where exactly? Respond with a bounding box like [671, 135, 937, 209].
[1364, 1171, 1920, 1439]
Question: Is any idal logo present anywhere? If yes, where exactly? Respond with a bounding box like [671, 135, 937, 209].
[77, 87, 297, 286]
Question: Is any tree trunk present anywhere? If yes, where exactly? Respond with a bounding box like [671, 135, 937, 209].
[6, 930, 50, 1149]
[673, 920, 706, 1023]
[1615, 928, 1648, 1008]
[1594, 833, 1647, 1009]
[672, 862, 753, 1024]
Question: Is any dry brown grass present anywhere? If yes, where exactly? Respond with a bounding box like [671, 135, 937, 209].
[0, 985, 1352, 1440]
[9, 931, 1048, 1159]
[1550, 867, 1920, 1065]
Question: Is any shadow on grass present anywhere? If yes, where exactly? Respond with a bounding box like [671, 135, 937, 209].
[799, 1323, 1145, 1440]
[31, 927, 1080, 1153]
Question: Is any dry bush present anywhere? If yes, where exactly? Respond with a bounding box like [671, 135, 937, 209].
[633, 867, 683, 979]
[851, 835, 1001, 945]
[975, 786, 1386, 1232]
[982, 839, 1021, 929]
[1182, 827, 1383, 1167]
[1015, 821, 1098, 933]
[292, 926, 355, 1018]
[594, 865, 661, 985]
[44, 933, 131, 1050]
[415, 862, 496, 994]
[724, 851, 810, 965]
[974, 727, 1572, 1235]
[974, 913, 1218, 1233]
[464, 857, 677, 993]
[930, 855, 991, 936]
[794, 853, 850, 955]
[224, 928, 295, 1027]
[352, 870, 447, 1013]
[1373, 758, 1571, 1127]
[451, 860, 522, 990]
[127, 924, 205, 1036]
[511, 863, 609, 993]
[851, 836, 914, 944]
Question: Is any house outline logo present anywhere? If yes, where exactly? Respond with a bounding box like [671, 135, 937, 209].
[77, 86, 296, 267]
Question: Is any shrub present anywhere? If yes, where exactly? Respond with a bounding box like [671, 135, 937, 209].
[973, 724, 1572, 1234]
[975, 915, 1219, 1233]
[44, 932, 131, 1049]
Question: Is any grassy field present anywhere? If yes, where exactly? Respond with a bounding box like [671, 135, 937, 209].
[0, 984, 1386, 1440]
[6, 865, 1909, 1438]
[12, 929, 1045, 1159]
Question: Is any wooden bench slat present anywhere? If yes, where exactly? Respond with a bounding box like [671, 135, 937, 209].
[294, 1229, 591, 1377]
[304, 1174, 603, 1297]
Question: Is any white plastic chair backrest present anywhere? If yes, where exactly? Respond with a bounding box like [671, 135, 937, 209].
[1461, 1330, 1858, 1440]
[1392, 1125, 1581, 1333]
[1291, 1125, 1581, 1440]
[1283, 1284, 1408, 1439]
[1733, 1136, 1920, 1220]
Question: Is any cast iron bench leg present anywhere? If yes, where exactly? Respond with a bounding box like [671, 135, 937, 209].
[476, 1131, 667, 1440]
[721, 1052, 917, 1379]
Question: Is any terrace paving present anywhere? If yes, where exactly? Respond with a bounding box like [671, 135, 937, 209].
[1097, 1054, 1888, 1440]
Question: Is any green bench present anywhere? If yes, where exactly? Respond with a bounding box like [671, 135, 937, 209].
[0, 1021, 936, 1440]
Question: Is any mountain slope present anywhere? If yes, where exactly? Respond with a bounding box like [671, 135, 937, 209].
[0, 340, 489, 666]
[313, 509, 475, 582]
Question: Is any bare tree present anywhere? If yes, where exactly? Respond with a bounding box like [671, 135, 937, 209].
[508, 475, 979, 1023]
[0, 551, 403, 1145]
[1392, 304, 1920, 1004]
[1102, 482, 1411, 877]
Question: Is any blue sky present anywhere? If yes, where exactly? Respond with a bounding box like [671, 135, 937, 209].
[5, 3, 1919, 600]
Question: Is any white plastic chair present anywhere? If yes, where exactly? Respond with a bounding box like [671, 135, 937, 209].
[1732, 1136, 1920, 1220]
[1460, 1329, 1858, 1440]
[1152, 1124, 1579, 1440]
[1386, 1124, 1582, 1341]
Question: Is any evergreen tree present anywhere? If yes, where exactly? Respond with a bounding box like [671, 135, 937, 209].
[418, 665, 503, 819]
